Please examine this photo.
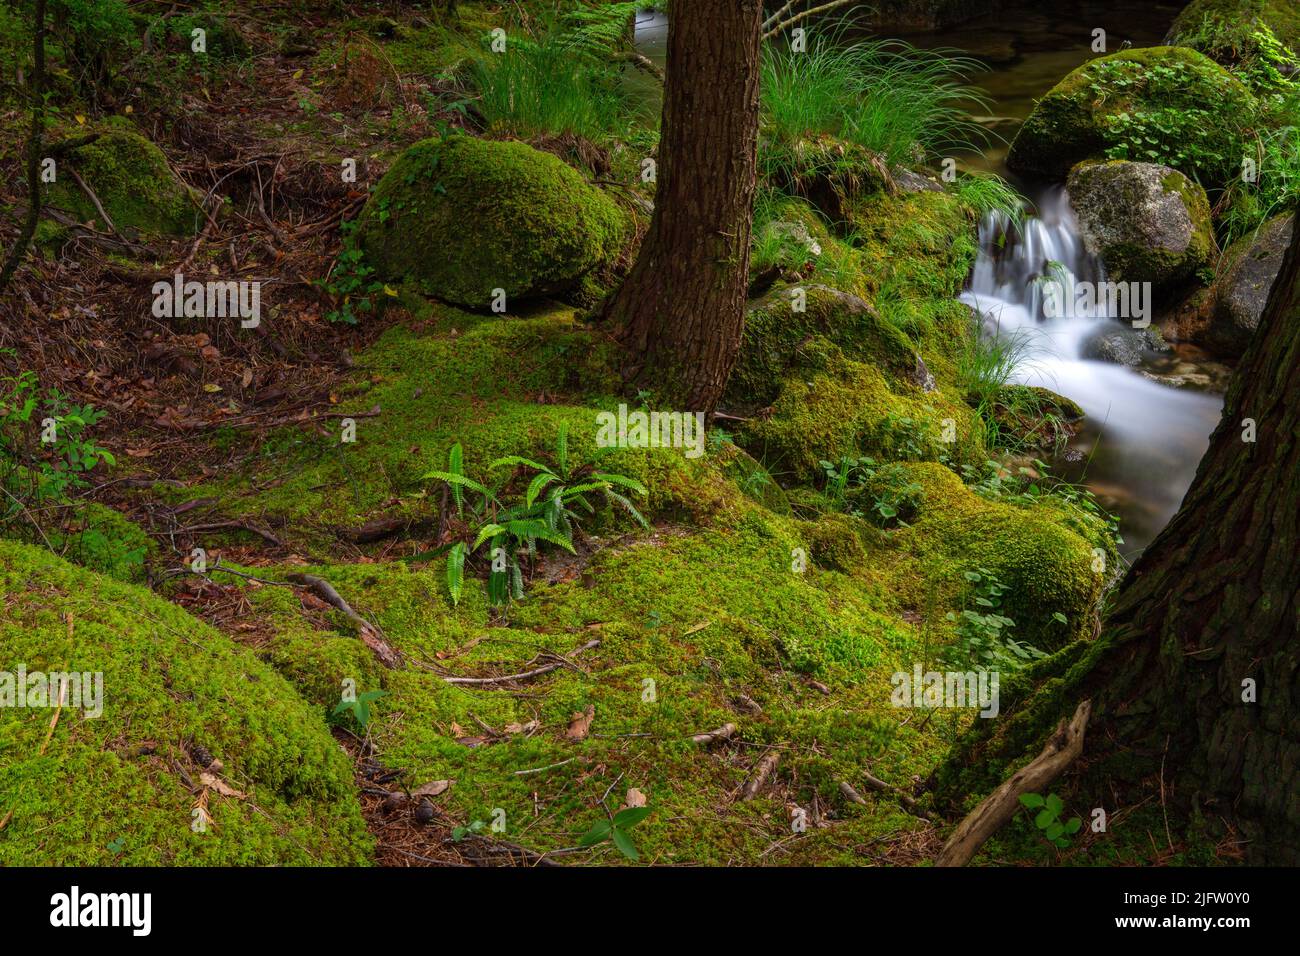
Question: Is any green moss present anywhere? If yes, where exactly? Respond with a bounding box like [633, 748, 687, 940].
[232, 504, 963, 865]
[738, 351, 982, 481]
[1167, 0, 1300, 68]
[879, 463, 1102, 650]
[43, 502, 154, 584]
[356, 135, 627, 308]
[807, 512, 870, 571]
[43, 121, 200, 236]
[0, 539, 371, 865]
[1007, 46, 1257, 185]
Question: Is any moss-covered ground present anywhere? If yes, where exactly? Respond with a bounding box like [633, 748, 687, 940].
[0, 0, 1157, 867]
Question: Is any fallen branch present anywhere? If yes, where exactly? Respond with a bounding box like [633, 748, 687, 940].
[609, 50, 664, 81]
[441, 640, 600, 686]
[763, 0, 860, 40]
[839, 780, 868, 805]
[691, 722, 737, 746]
[740, 749, 780, 801]
[936, 700, 1092, 867]
[287, 572, 403, 669]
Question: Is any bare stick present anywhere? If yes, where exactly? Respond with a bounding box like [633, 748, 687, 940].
[287, 573, 403, 669]
[763, 0, 859, 40]
[441, 640, 601, 686]
[691, 722, 737, 746]
[741, 749, 780, 801]
[936, 700, 1092, 867]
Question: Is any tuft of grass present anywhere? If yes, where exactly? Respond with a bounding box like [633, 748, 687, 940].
[760, 28, 991, 177]
[956, 318, 1039, 449]
[954, 172, 1024, 223]
[468, 26, 633, 143]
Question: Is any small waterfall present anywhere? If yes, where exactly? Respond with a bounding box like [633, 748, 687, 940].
[958, 188, 1222, 556]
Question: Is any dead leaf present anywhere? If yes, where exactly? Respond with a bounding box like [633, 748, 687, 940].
[199, 772, 246, 799]
[682, 621, 712, 636]
[411, 779, 452, 799]
[565, 705, 595, 741]
[503, 719, 539, 736]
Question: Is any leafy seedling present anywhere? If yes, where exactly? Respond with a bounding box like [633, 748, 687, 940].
[1020, 792, 1081, 848]
[579, 805, 652, 861]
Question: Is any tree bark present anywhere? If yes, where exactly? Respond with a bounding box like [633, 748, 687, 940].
[1068, 211, 1300, 863]
[601, 0, 764, 415]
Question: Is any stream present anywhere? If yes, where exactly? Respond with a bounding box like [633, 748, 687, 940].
[634, 2, 1226, 556]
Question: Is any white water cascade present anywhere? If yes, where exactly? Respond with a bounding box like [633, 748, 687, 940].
[960, 189, 1223, 555]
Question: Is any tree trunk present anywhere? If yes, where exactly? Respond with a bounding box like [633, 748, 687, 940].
[602, 0, 763, 415]
[1070, 213, 1300, 863]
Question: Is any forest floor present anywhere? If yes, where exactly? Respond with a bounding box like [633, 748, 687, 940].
[0, 0, 1231, 867]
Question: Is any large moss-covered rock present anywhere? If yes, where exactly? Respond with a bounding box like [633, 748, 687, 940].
[0, 539, 371, 865]
[1007, 47, 1256, 185]
[1166, 0, 1300, 70]
[44, 123, 199, 236]
[356, 135, 626, 308]
[1208, 212, 1294, 356]
[886, 463, 1105, 650]
[1066, 160, 1215, 289]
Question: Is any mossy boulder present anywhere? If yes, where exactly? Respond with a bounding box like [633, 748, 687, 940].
[44, 123, 199, 236]
[1207, 212, 1294, 356]
[727, 283, 933, 411]
[1065, 160, 1215, 289]
[1007, 47, 1256, 185]
[807, 512, 871, 571]
[885, 463, 1104, 650]
[764, 135, 892, 223]
[1166, 0, 1300, 70]
[0, 539, 371, 865]
[356, 135, 627, 309]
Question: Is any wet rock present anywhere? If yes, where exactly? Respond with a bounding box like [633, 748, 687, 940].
[1081, 324, 1169, 366]
[1066, 160, 1214, 290]
[1207, 213, 1294, 358]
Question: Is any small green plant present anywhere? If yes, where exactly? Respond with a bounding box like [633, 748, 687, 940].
[331, 689, 386, 730]
[760, 27, 991, 177]
[468, 22, 634, 143]
[319, 221, 390, 324]
[579, 805, 652, 861]
[451, 819, 488, 841]
[940, 567, 1045, 670]
[1020, 792, 1082, 849]
[1, 358, 115, 526]
[425, 425, 648, 607]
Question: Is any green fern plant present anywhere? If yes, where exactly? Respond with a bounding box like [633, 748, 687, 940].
[423, 424, 648, 607]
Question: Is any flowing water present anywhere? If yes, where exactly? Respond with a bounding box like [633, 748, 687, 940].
[961, 192, 1222, 555]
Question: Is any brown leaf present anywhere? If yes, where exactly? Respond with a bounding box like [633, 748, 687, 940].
[411, 779, 453, 799]
[199, 772, 246, 799]
[565, 705, 595, 741]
